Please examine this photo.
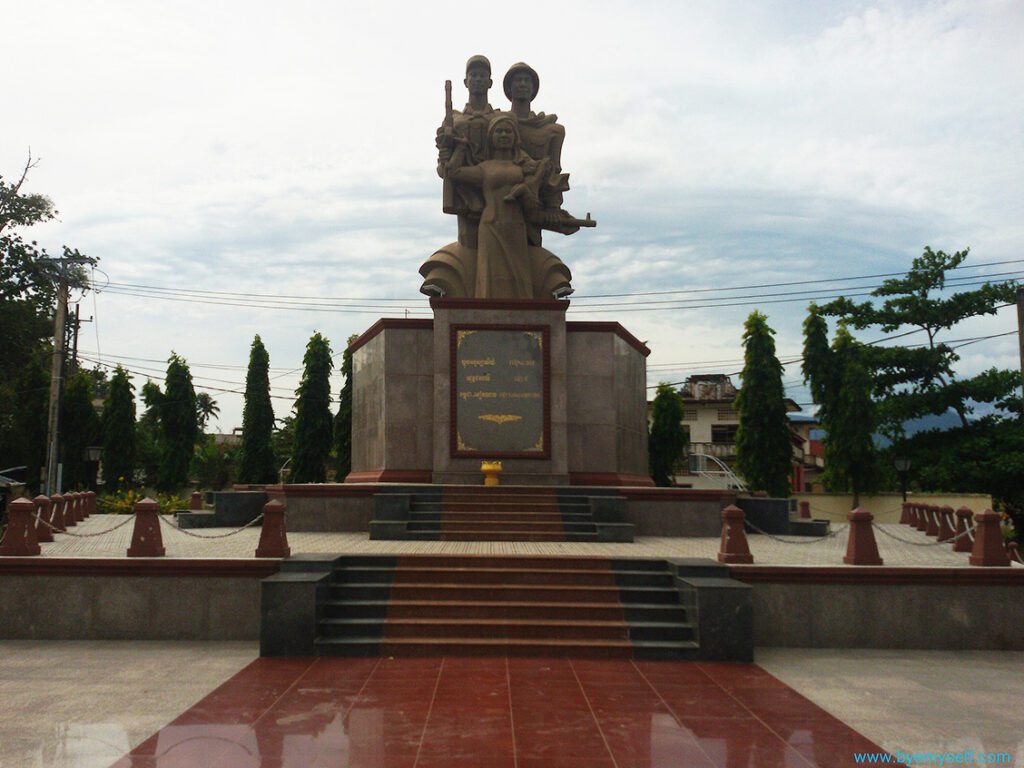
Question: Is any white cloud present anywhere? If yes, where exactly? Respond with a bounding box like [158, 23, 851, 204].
[3, 0, 1021, 428]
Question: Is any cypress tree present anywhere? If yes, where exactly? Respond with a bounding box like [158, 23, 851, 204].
[822, 326, 879, 506]
[102, 366, 136, 491]
[648, 383, 685, 487]
[238, 335, 277, 484]
[291, 333, 333, 483]
[735, 311, 792, 498]
[801, 304, 835, 421]
[157, 353, 197, 492]
[332, 335, 357, 481]
[60, 370, 101, 489]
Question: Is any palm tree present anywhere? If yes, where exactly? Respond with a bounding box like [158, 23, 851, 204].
[195, 392, 220, 432]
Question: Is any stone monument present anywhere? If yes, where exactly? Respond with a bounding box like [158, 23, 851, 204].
[347, 56, 652, 486]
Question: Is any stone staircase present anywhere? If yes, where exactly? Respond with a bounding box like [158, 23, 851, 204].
[369, 486, 634, 542]
[312, 555, 698, 658]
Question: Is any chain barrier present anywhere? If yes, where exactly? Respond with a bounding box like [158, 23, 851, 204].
[34, 512, 137, 538]
[744, 517, 850, 544]
[157, 513, 265, 539]
[870, 521, 976, 547]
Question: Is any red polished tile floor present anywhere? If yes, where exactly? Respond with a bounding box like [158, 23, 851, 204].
[109, 656, 888, 768]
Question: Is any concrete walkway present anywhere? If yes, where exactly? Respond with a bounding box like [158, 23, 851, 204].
[26, 513, 1022, 567]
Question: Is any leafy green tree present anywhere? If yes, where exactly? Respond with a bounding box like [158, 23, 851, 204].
[291, 333, 333, 483]
[192, 434, 236, 490]
[102, 366, 136, 491]
[238, 335, 277, 484]
[819, 247, 1016, 437]
[734, 311, 792, 498]
[272, 415, 295, 477]
[195, 392, 220, 433]
[814, 246, 1019, 518]
[60, 370, 100, 489]
[2, 350, 50, 490]
[333, 334, 358, 481]
[156, 353, 197, 491]
[0, 156, 92, 489]
[648, 383, 685, 487]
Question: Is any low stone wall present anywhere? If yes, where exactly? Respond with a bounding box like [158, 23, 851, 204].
[733, 566, 1024, 650]
[0, 559, 275, 640]
[266, 484, 376, 532]
[794, 493, 993, 523]
[620, 488, 734, 536]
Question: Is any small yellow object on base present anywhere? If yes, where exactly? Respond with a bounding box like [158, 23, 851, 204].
[481, 460, 503, 486]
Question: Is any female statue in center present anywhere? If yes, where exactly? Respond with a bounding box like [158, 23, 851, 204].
[444, 115, 549, 298]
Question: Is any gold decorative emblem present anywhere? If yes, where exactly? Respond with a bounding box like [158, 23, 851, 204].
[456, 329, 477, 348]
[479, 414, 522, 424]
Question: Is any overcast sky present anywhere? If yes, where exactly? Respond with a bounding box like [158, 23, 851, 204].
[3, 0, 1022, 430]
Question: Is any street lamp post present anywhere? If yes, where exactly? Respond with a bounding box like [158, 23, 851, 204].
[893, 456, 912, 503]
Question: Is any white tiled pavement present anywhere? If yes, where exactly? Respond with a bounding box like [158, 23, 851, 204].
[25, 513, 1023, 567]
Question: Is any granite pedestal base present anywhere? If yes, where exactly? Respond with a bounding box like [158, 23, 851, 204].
[347, 299, 654, 487]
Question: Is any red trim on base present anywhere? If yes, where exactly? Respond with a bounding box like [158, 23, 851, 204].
[348, 318, 434, 354]
[618, 487, 737, 503]
[565, 321, 651, 357]
[343, 470, 434, 484]
[0, 558, 280, 577]
[730, 566, 1024, 585]
[569, 472, 655, 487]
[431, 297, 570, 312]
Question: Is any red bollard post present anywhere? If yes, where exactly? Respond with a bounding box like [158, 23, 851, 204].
[62, 493, 77, 528]
[255, 500, 291, 558]
[798, 500, 811, 519]
[33, 495, 54, 543]
[843, 508, 883, 566]
[0, 498, 42, 556]
[82, 491, 93, 519]
[953, 507, 974, 553]
[717, 505, 754, 564]
[49, 493, 66, 532]
[924, 505, 939, 537]
[969, 510, 1010, 567]
[127, 497, 165, 557]
[915, 504, 929, 532]
[899, 503, 912, 525]
[936, 505, 956, 542]
[190, 491, 203, 511]
[73, 492, 84, 523]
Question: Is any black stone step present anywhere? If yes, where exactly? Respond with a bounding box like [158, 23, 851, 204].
[320, 599, 687, 623]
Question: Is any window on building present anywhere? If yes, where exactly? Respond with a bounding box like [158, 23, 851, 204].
[711, 424, 738, 443]
[716, 407, 737, 420]
[682, 408, 698, 421]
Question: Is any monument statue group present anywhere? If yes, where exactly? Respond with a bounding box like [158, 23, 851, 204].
[348, 55, 650, 487]
[420, 56, 595, 301]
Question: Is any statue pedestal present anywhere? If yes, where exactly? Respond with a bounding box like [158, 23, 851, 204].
[346, 298, 653, 487]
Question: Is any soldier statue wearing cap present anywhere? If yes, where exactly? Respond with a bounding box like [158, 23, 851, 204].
[421, 56, 595, 300]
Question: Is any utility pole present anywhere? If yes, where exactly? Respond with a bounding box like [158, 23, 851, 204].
[43, 261, 69, 495]
[42, 254, 95, 495]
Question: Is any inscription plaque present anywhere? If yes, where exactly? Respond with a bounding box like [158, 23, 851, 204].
[452, 326, 549, 457]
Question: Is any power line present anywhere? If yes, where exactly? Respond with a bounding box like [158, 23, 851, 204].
[95, 257, 1024, 303]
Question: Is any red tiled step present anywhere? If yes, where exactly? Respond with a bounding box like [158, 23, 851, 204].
[385, 583, 626, 603]
[438, 531, 583, 542]
[388, 567, 617, 586]
[376, 618, 631, 640]
[393, 561, 614, 573]
[317, 635, 637, 658]
[377, 600, 630, 621]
